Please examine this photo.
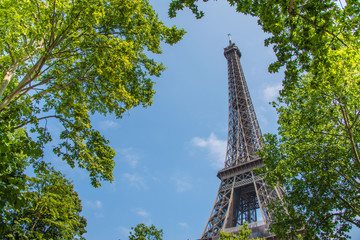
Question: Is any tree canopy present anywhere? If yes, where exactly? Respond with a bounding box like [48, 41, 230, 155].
[1, 0, 184, 237]
[1, 0, 184, 186]
[219, 222, 265, 240]
[169, 0, 360, 239]
[260, 45, 360, 239]
[3, 165, 86, 239]
[128, 223, 163, 240]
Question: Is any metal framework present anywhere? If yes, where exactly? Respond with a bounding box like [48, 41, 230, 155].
[201, 39, 283, 239]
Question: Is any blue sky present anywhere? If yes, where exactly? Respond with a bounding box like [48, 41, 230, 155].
[50, 1, 359, 239]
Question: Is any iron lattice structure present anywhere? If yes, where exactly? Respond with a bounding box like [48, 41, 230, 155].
[201, 40, 283, 239]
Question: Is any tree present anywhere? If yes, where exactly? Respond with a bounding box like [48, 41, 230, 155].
[0, 129, 29, 215]
[128, 223, 163, 240]
[169, 0, 360, 238]
[0, 0, 184, 237]
[3, 164, 86, 239]
[1, 0, 184, 186]
[259, 45, 360, 239]
[219, 222, 265, 240]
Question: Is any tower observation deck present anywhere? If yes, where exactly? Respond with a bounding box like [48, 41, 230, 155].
[201, 39, 283, 239]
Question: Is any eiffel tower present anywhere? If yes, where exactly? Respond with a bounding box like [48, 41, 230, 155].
[201, 37, 283, 239]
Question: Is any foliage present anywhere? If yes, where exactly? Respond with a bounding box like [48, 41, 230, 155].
[0, 0, 184, 237]
[259, 45, 360, 239]
[128, 223, 163, 240]
[219, 222, 265, 240]
[0, 129, 29, 214]
[2, 164, 86, 239]
[169, 0, 359, 93]
[0, 0, 184, 187]
[169, 0, 360, 239]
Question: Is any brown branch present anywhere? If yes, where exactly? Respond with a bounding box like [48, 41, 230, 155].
[0, 56, 48, 107]
[297, 12, 347, 46]
[3, 4, 84, 109]
[322, 156, 360, 191]
[319, 212, 360, 229]
[0, 6, 86, 113]
[339, 0, 345, 10]
[4, 41, 15, 64]
[338, 101, 360, 171]
[325, 171, 360, 218]
[332, 167, 360, 190]
[50, 0, 57, 45]
[289, 0, 294, 14]
[0, 61, 19, 99]
[350, 109, 360, 130]
[0, 36, 45, 104]
[28, 63, 93, 103]
[31, 204, 45, 232]
[48, 6, 84, 50]
[288, 2, 348, 47]
[11, 58, 76, 104]
[306, 122, 346, 139]
[338, 214, 360, 228]
[14, 115, 68, 130]
[0, 37, 57, 112]
[329, 187, 360, 215]
[14, 76, 55, 102]
[48, 49, 81, 59]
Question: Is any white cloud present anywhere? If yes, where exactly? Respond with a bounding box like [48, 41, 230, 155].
[134, 208, 150, 218]
[178, 222, 189, 228]
[99, 120, 118, 130]
[191, 133, 226, 168]
[172, 174, 193, 193]
[263, 83, 282, 102]
[118, 148, 140, 168]
[123, 173, 147, 189]
[85, 200, 102, 209]
[116, 209, 151, 239]
[133, 208, 152, 225]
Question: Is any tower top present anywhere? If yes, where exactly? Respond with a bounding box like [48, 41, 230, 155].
[223, 40, 261, 166]
[224, 39, 241, 59]
[227, 33, 232, 45]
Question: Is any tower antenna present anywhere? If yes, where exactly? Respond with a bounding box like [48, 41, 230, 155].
[227, 33, 232, 45]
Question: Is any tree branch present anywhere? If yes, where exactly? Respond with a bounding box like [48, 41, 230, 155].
[319, 212, 360, 229]
[50, 0, 57, 45]
[332, 167, 360, 190]
[0, 62, 19, 99]
[350, 109, 360, 130]
[306, 122, 346, 139]
[14, 115, 68, 130]
[289, 0, 294, 14]
[329, 187, 360, 216]
[338, 100, 360, 171]
[14, 76, 55, 102]
[0, 36, 46, 102]
[4, 41, 15, 64]
[289, 3, 348, 47]
[0, 55, 48, 112]
[338, 214, 360, 228]
[0, 5, 85, 112]
[31, 203, 45, 232]
[23, 38, 45, 63]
